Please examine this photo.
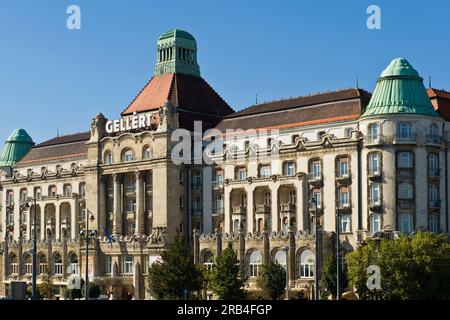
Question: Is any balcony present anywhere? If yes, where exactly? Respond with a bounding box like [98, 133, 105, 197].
[191, 183, 202, 192]
[368, 199, 382, 211]
[255, 204, 270, 215]
[364, 135, 385, 146]
[338, 202, 351, 213]
[232, 205, 247, 216]
[308, 202, 323, 214]
[336, 173, 351, 185]
[428, 169, 440, 180]
[126, 211, 136, 220]
[212, 207, 224, 216]
[307, 173, 323, 186]
[280, 203, 295, 214]
[398, 200, 413, 210]
[394, 134, 417, 145]
[368, 169, 381, 180]
[426, 135, 442, 146]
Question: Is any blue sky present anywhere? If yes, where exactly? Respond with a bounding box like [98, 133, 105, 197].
[0, 0, 449, 143]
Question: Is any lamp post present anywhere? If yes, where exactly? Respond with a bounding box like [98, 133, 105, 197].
[282, 245, 289, 300]
[309, 192, 320, 300]
[81, 209, 95, 301]
[25, 198, 37, 300]
[335, 182, 340, 301]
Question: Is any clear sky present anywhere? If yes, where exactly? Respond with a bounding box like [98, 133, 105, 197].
[0, 0, 449, 144]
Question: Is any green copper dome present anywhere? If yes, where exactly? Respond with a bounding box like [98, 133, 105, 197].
[0, 129, 34, 167]
[361, 58, 438, 118]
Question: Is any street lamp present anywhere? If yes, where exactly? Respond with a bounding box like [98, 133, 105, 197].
[309, 192, 320, 300]
[24, 198, 37, 300]
[80, 209, 95, 301]
[335, 182, 340, 301]
[282, 245, 289, 300]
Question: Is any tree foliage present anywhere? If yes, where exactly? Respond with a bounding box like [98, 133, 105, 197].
[347, 231, 450, 300]
[37, 273, 54, 300]
[209, 242, 246, 300]
[320, 253, 347, 300]
[256, 261, 286, 300]
[147, 235, 204, 299]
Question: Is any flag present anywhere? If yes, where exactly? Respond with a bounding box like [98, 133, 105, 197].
[105, 227, 114, 247]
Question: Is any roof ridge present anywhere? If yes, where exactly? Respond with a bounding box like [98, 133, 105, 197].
[35, 131, 90, 148]
[198, 76, 234, 113]
[229, 87, 368, 118]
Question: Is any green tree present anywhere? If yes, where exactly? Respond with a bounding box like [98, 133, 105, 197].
[209, 242, 246, 300]
[37, 273, 54, 300]
[256, 261, 286, 300]
[347, 231, 450, 300]
[147, 235, 204, 299]
[83, 282, 102, 299]
[64, 278, 84, 300]
[320, 254, 348, 300]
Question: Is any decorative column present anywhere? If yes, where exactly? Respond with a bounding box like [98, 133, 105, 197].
[62, 239, 68, 278]
[238, 229, 246, 277]
[193, 229, 200, 264]
[288, 227, 296, 286]
[135, 171, 145, 235]
[40, 205, 46, 241]
[71, 199, 79, 241]
[113, 174, 123, 235]
[224, 186, 231, 233]
[263, 230, 270, 266]
[246, 188, 254, 233]
[215, 228, 222, 256]
[270, 185, 279, 232]
[98, 176, 106, 237]
[55, 203, 61, 241]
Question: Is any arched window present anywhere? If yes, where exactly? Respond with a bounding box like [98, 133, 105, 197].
[399, 213, 413, 234]
[143, 146, 153, 160]
[203, 251, 214, 271]
[104, 150, 113, 165]
[122, 149, 134, 162]
[398, 183, 413, 199]
[249, 250, 262, 277]
[274, 249, 287, 270]
[48, 185, 57, 197]
[397, 152, 414, 168]
[429, 215, 439, 233]
[69, 253, 79, 274]
[38, 253, 48, 275]
[54, 253, 63, 275]
[300, 250, 315, 278]
[9, 254, 18, 275]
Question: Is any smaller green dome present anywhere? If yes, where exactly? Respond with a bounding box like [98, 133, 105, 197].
[0, 129, 34, 167]
[361, 58, 439, 118]
[158, 29, 196, 42]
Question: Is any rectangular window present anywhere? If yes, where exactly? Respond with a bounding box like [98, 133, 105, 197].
[105, 256, 112, 275]
[399, 214, 413, 234]
[398, 152, 413, 168]
[237, 167, 247, 180]
[312, 161, 321, 178]
[368, 123, 380, 141]
[259, 165, 271, 178]
[313, 190, 322, 209]
[370, 214, 381, 233]
[397, 122, 412, 140]
[370, 183, 381, 205]
[284, 161, 295, 176]
[339, 188, 350, 207]
[340, 215, 351, 233]
[338, 158, 349, 178]
[368, 153, 380, 175]
[121, 257, 133, 275]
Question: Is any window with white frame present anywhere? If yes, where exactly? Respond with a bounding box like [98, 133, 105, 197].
[368, 123, 380, 141]
[337, 157, 349, 178]
[259, 165, 271, 178]
[340, 215, 351, 233]
[428, 153, 439, 177]
[368, 153, 381, 175]
[300, 250, 315, 278]
[9, 254, 18, 275]
[428, 184, 439, 207]
[274, 249, 287, 270]
[264, 192, 271, 206]
[289, 190, 296, 204]
[214, 193, 223, 213]
[236, 167, 247, 180]
[203, 251, 214, 271]
[339, 187, 350, 207]
[397, 152, 414, 168]
[312, 190, 322, 209]
[121, 256, 133, 275]
[24, 255, 33, 275]
[69, 254, 79, 275]
[398, 183, 413, 199]
[284, 161, 295, 176]
[429, 215, 439, 233]
[38, 255, 48, 274]
[399, 213, 413, 234]
[54, 254, 63, 275]
[6, 190, 14, 206]
[311, 160, 321, 178]
[105, 256, 112, 275]
[63, 184, 72, 196]
[369, 183, 381, 205]
[397, 122, 412, 140]
[370, 213, 381, 233]
[19, 189, 28, 205]
[249, 251, 262, 277]
[429, 124, 438, 140]
[125, 198, 136, 213]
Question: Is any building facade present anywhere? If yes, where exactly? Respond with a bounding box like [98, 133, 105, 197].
[1, 30, 450, 299]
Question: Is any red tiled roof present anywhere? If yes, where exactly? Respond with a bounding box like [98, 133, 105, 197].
[428, 88, 450, 121]
[122, 73, 234, 117]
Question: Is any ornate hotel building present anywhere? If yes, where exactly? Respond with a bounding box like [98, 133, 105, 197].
[1, 29, 450, 299]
